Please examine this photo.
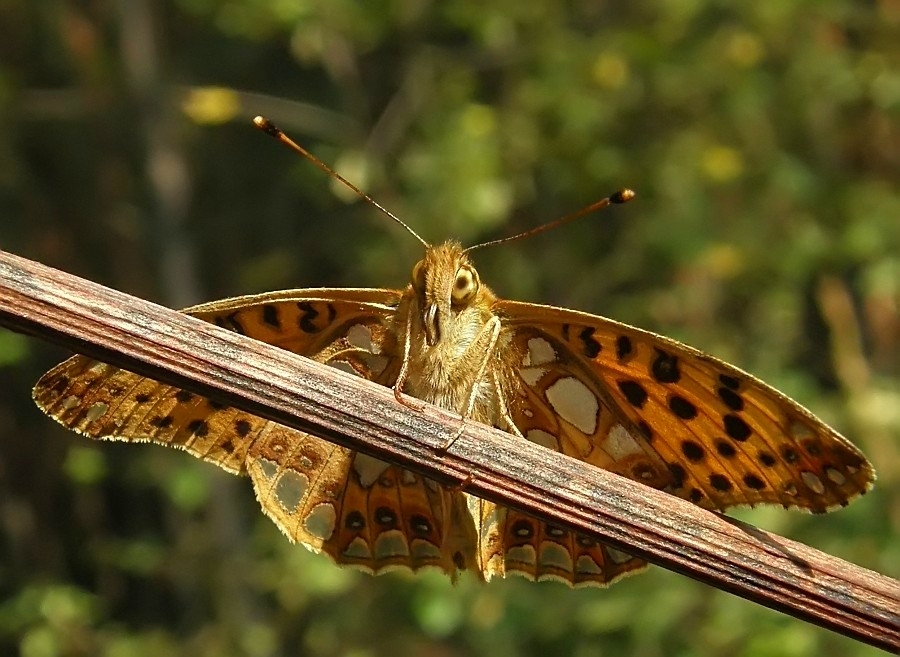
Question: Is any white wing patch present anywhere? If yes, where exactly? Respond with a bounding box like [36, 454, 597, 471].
[346, 323, 374, 351]
[274, 469, 310, 512]
[545, 377, 599, 434]
[600, 424, 647, 461]
[526, 429, 561, 451]
[524, 337, 557, 366]
[304, 503, 337, 541]
[353, 452, 391, 487]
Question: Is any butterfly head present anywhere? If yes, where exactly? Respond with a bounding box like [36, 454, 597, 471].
[410, 241, 486, 347]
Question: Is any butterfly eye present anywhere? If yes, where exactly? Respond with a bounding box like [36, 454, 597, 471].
[411, 260, 427, 293]
[451, 266, 478, 305]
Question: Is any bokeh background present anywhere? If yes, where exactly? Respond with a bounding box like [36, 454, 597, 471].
[1, 2, 898, 656]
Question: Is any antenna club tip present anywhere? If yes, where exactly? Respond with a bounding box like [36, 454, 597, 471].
[611, 189, 636, 204]
[253, 116, 281, 137]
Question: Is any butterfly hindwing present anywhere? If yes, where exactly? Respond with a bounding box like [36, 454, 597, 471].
[469, 496, 647, 587]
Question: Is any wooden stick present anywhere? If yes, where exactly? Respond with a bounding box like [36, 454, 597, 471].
[0, 248, 897, 652]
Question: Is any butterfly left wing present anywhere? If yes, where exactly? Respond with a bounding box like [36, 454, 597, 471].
[496, 300, 875, 515]
[468, 306, 676, 587]
[469, 496, 648, 588]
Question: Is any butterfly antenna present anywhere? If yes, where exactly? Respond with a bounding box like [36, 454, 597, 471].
[464, 189, 635, 253]
[253, 116, 429, 247]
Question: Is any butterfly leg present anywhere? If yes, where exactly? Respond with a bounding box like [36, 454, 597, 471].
[451, 471, 477, 494]
[440, 423, 467, 453]
[439, 316, 503, 452]
[492, 369, 524, 439]
[393, 303, 426, 411]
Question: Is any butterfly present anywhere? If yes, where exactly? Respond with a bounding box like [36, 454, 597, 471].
[32, 117, 875, 588]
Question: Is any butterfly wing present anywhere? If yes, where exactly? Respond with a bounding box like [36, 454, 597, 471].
[496, 300, 875, 514]
[34, 289, 474, 578]
[34, 289, 403, 472]
[470, 496, 647, 588]
[34, 358, 256, 474]
[469, 316, 674, 587]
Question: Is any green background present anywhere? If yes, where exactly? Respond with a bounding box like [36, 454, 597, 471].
[0, 1, 897, 656]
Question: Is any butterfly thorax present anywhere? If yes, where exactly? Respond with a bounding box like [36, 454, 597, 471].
[395, 241, 515, 427]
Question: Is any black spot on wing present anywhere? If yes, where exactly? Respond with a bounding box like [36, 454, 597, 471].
[375, 506, 397, 528]
[150, 415, 174, 429]
[618, 380, 648, 408]
[709, 473, 733, 492]
[345, 511, 365, 530]
[724, 414, 752, 442]
[297, 302, 320, 333]
[511, 519, 534, 539]
[50, 375, 71, 395]
[615, 335, 633, 360]
[681, 440, 705, 462]
[719, 374, 740, 390]
[668, 463, 687, 488]
[743, 474, 766, 490]
[781, 446, 799, 463]
[651, 349, 680, 383]
[410, 515, 432, 536]
[668, 395, 698, 419]
[578, 327, 602, 358]
[187, 419, 209, 437]
[717, 387, 744, 411]
[715, 440, 737, 457]
[636, 420, 653, 442]
[262, 304, 281, 329]
[219, 312, 246, 335]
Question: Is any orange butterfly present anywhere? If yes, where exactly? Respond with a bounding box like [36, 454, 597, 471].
[32, 118, 874, 588]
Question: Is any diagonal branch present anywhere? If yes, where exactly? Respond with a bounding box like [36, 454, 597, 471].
[0, 248, 897, 652]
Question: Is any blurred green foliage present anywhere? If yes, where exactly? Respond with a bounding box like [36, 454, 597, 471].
[0, 1, 898, 656]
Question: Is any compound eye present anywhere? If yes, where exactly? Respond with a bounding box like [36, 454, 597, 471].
[451, 266, 478, 305]
[411, 260, 427, 293]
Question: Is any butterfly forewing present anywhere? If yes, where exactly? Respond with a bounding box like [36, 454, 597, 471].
[186, 289, 403, 370]
[507, 326, 674, 490]
[34, 358, 255, 473]
[498, 300, 874, 513]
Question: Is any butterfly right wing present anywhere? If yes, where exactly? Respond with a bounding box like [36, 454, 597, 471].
[244, 422, 475, 577]
[34, 289, 474, 578]
[34, 289, 403, 474]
